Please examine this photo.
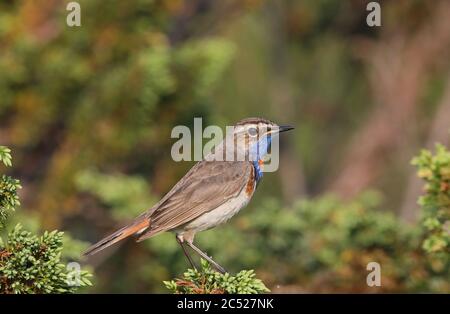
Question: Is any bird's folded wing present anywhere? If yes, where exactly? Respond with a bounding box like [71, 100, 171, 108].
[137, 161, 253, 240]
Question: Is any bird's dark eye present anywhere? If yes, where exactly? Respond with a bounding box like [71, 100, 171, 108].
[248, 127, 258, 137]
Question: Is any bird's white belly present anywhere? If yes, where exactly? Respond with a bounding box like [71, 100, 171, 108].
[182, 186, 253, 232]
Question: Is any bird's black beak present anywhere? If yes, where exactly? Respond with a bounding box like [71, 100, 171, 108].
[278, 125, 294, 133]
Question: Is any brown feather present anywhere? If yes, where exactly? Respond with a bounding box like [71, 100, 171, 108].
[245, 165, 256, 196]
[84, 218, 150, 256]
[136, 161, 252, 242]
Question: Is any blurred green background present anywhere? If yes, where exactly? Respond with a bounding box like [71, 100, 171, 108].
[0, 0, 449, 293]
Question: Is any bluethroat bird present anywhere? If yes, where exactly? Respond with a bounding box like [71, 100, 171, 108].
[84, 118, 294, 273]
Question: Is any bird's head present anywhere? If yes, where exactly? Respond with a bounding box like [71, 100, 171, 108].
[209, 117, 293, 163]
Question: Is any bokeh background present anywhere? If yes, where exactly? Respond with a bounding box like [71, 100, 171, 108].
[0, 0, 449, 293]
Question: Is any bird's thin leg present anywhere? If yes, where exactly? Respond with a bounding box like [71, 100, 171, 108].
[185, 241, 227, 274]
[176, 235, 197, 270]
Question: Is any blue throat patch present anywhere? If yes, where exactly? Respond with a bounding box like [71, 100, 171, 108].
[253, 160, 263, 183]
[250, 135, 272, 184]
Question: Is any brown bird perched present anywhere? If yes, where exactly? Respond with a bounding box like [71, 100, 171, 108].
[84, 117, 294, 273]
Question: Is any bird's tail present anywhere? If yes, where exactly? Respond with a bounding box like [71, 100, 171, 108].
[83, 218, 150, 257]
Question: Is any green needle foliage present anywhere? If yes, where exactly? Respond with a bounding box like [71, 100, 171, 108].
[413, 143, 450, 254]
[0, 146, 20, 226]
[0, 146, 92, 294]
[0, 225, 92, 293]
[164, 259, 269, 294]
[0, 146, 12, 167]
